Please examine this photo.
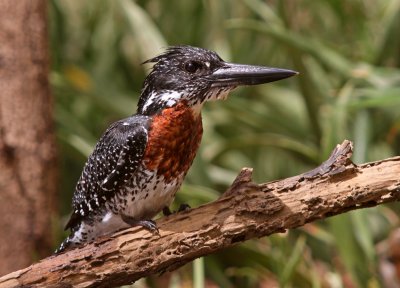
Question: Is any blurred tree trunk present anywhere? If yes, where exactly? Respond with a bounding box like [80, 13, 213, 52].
[0, 0, 57, 275]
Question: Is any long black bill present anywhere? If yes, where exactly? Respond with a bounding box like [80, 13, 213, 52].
[210, 62, 298, 87]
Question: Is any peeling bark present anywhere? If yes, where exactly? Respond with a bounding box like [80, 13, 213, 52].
[1, 140, 400, 287]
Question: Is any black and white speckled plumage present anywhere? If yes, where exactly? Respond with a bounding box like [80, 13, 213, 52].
[57, 115, 151, 252]
[57, 46, 224, 253]
[66, 115, 150, 226]
[56, 46, 297, 253]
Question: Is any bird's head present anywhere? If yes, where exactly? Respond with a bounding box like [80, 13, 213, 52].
[137, 46, 297, 115]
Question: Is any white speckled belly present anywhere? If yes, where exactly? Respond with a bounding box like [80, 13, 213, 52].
[121, 169, 184, 220]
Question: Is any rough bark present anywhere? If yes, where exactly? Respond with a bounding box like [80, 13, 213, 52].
[0, 140, 399, 287]
[0, 0, 57, 274]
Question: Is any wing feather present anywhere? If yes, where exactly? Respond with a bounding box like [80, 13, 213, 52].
[65, 116, 150, 230]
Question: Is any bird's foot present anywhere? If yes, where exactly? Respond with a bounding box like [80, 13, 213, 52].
[178, 203, 191, 212]
[121, 214, 159, 234]
[162, 207, 172, 216]
[162, 203, 191, 216]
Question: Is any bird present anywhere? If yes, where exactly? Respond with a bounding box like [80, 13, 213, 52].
[56, 45, 297, 253]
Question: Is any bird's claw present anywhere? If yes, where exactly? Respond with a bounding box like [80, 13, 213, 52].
[121, 214, 159, 234]
[178, 203, 191, 212]
[135, 219, 159, 234]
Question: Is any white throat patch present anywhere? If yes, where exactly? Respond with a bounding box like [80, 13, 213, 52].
[142, 90, 183, 113]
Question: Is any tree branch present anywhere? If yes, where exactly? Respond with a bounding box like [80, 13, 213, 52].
[1, 140, 400, 288]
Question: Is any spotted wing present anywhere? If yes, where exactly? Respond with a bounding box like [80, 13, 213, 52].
[65, 116, 150, 230]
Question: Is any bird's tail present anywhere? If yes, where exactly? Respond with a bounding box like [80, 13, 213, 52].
[54, 236, 73, 254]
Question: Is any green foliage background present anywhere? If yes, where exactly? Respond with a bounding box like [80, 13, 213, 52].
[49, 0, 400, 287]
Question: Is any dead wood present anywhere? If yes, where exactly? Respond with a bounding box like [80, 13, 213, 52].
[1, 140, 400, 288]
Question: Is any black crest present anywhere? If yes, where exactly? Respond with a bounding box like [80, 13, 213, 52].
[137, 46, 225, 115]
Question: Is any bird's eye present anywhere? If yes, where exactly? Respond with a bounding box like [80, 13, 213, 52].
[184, 61, 203, 73]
